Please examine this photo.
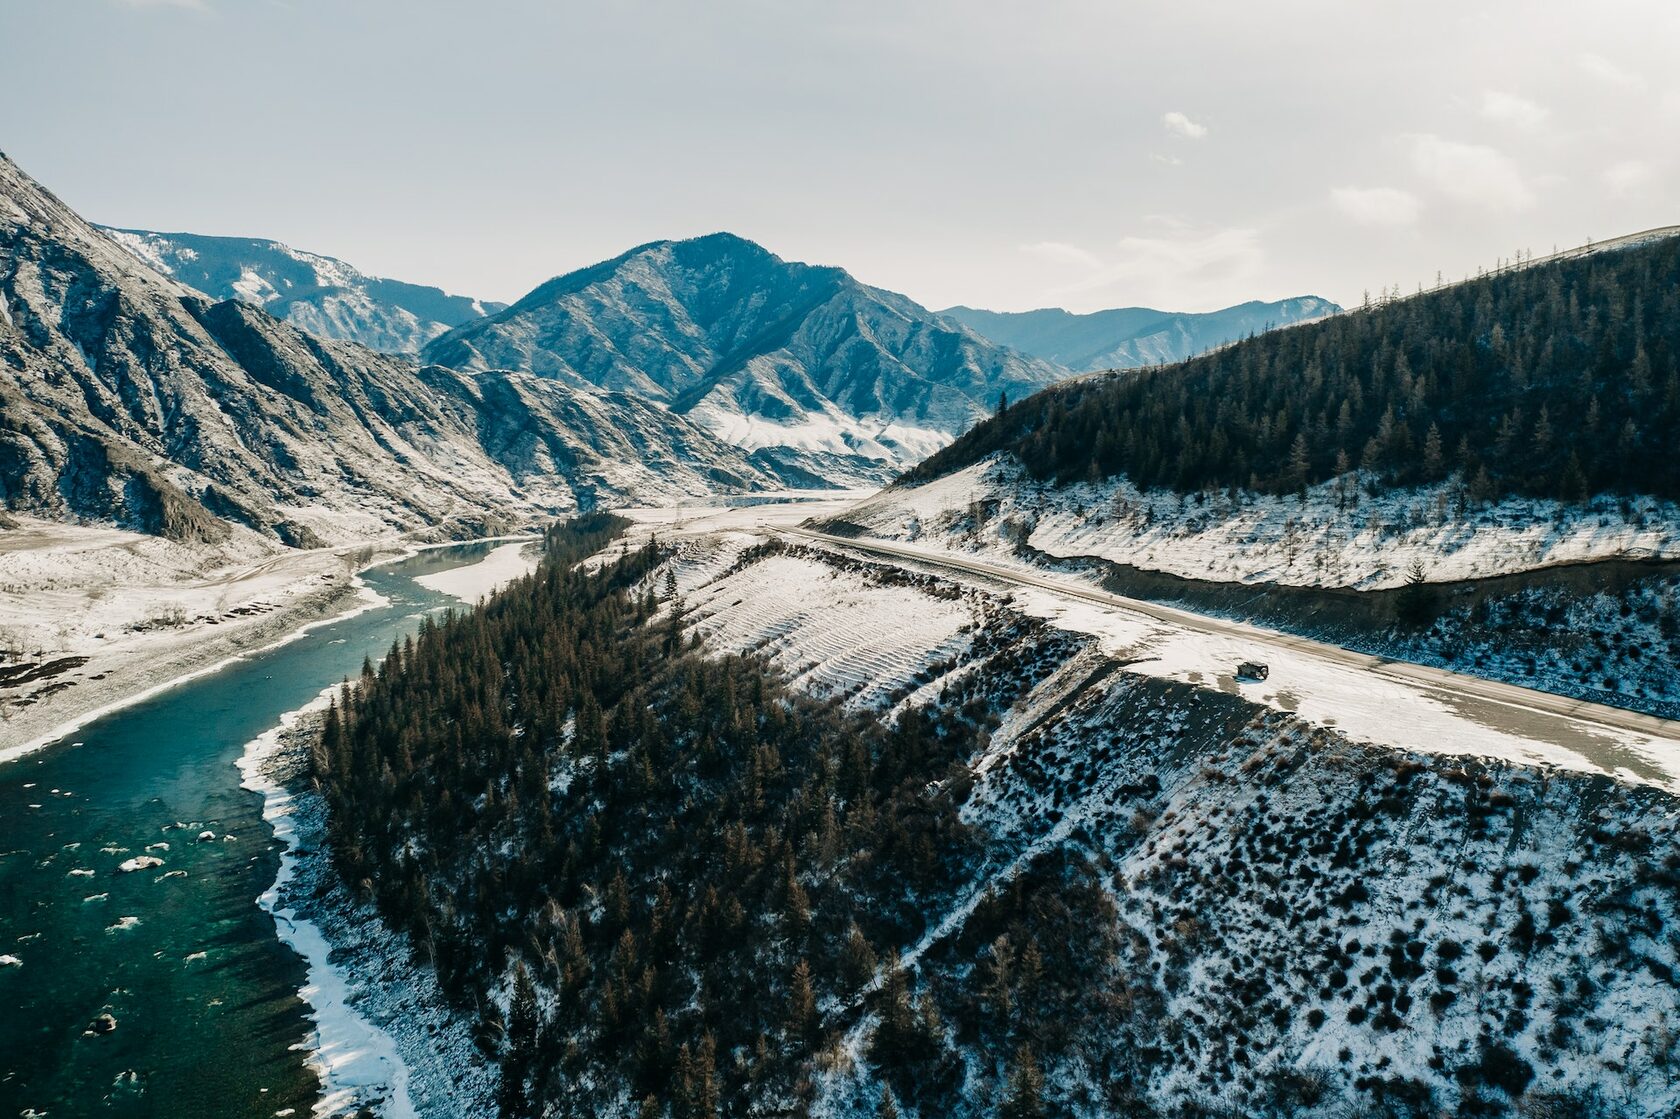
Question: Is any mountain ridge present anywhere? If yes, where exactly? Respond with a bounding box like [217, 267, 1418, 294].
[940, 294, 1340, 372]
[0, 152, 788, 546]
[907, 228, 1680, 503]
[421, 232, 1068, 482]
[99, 226, 505, 354]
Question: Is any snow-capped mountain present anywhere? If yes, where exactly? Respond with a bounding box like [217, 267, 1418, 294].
[941, 295, 1339, 372]
[100, 227, 505, 355]
[0, 152, 783, 546]
[421, 233, 1068, 483]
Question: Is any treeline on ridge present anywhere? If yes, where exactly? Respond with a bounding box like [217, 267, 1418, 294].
[909, 235, 1680, 503]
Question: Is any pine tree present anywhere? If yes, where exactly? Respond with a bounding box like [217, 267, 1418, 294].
[842, 923, 879, 990]
[984, 934, 1013, 1020]
[1396, 558, 1438, 626]
[787, 959, 817, 1043]
[1422, 423, 1445, 479]
[498, 963, 540, 1118]
[1001, 1044, 1047, 1119]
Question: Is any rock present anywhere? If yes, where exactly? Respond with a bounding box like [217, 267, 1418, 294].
[116, 855, 164, 873]
[90, 1013, 118, 1034]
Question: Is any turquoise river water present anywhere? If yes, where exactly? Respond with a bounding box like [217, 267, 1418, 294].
[0, 543, 499, 1117]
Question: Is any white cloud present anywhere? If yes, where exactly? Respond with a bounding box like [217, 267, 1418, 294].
[1150, 153, 1183, 167]
[1330, 186, 1422, 227]
[1161, 111, 1208, 140]
[1479, 91, 1549, 131]
[1578, 52, 1643, 90]
[1407, 134, 1534, 210]
[1021, 241, 1105, 270]
[1603, 160, 1655, 197]
[1030, 226, 1263, 309]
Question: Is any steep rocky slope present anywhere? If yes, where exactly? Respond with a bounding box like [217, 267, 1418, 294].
[0, 152, 783, 546]
[422, 233, 1067, 482]
[101, 227, 505, 354]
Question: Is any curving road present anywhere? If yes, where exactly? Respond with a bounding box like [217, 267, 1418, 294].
[776, 524, 1680, 748]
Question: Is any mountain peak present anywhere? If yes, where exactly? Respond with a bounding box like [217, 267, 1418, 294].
[0, 150, 791, 544]
[423, 237, 1067, 482]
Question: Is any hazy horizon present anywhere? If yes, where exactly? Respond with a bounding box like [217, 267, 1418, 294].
[4, 0, 1676, 314]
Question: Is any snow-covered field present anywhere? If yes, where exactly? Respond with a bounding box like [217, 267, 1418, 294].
[616, 488, 876, 542]
[847, 458, 1680, 589]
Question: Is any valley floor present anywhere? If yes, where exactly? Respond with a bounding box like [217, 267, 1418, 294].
[0, 517, 380, 759]
[0, 518, 549, 761]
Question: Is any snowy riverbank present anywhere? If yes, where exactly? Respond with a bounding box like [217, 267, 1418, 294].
[413, 538, 540, 602]
[230, 537, 545, 1116]
[1, 551, 383, 765]
[0, 530, 549, 765]
[238, 666, 495, 1119]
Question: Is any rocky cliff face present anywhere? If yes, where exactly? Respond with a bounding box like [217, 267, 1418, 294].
[0, 153, 782, 546]
[422, 233, 1067, 482]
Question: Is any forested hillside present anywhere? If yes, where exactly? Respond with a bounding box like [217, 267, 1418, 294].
[312, 518, 1680, 1119]
[313, 516, 1066, 1117]
[909, 234, 1680, 503]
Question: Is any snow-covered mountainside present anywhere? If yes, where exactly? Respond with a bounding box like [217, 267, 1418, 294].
[941, 295, 1339, 372]
[843, 458, 1680, 591]
[684, 535, 1680, 1119]
[318, 519, 1680, 1119]
[0, 151, 785, 547]
[101, 227, 504, 354]
[421, 233, 1068, 483]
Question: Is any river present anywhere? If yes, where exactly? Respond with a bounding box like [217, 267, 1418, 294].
[0, 543, 505, 1118]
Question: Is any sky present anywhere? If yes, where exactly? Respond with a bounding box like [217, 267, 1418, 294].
[3, 0, 1677, 313]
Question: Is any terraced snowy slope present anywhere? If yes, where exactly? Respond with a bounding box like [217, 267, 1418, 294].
[680, 550, 976, 709]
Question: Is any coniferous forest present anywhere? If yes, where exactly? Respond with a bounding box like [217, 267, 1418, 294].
[312, 516, 1103, 1117]
[909, 236, 1680, 503]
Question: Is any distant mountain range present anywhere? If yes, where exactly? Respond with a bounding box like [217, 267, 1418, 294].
[97, 225, 1338, 487]
[0, 147, 1355, 545]
[100, 227, 505, 355]
[421, 233, 1067, 482]
[940, 296, 1339, 372]
[0, 153, 782, 546]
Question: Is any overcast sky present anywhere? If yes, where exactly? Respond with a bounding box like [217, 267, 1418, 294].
[4, 0, 1677, 313]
